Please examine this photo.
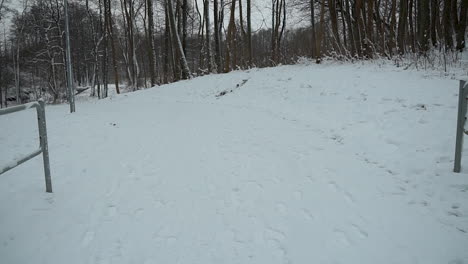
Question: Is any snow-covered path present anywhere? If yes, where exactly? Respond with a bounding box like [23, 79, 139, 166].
[1, 62, 467, 264]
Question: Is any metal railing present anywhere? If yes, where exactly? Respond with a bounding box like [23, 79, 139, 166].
[454, 80, 468, 173]
[0, 99, 52, 192]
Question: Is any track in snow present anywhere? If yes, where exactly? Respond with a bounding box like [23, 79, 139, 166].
[1, 62, 468, 264]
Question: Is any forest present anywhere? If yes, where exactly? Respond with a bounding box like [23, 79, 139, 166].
[0, 0, 466, 107]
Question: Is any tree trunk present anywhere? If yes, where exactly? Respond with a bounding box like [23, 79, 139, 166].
[343, 0, 356, 56]
[247, 0, 252, 65]
[316, 0, 326, 60]
[353, 0, 364, 56]
[147, 0, 156, 86]
[366, 0, 374, 55]
[213, 0, 222, 72]
[102, 0, 109, 98]
[270, 0, 286, 63]
[456, 0, 467, 51]
[122, 0, 138, 90]
[418, 0, 430, 53]
[430, 0, 439, 47]
[164, 8, 170, 83]
[15, 42, 20, 104]
[204, 0, 214, 72]
[107, 0, 120, 94]
[408, 0, 416, 52]
[225, 0, 236, 72]
[182, 0, 188, 54]
[374, 0, 384, 55]
[239, 0, 247, 67]
[397, 0, 408, 54]
[389, 0, 397, 55]
[443, 0, 453, 49]
[328, 0, 342, 54]
[310, 0, 317, 58]
[166, 0, 191, 79]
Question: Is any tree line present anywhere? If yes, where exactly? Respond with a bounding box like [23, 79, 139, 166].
[0, 0, 466, 107]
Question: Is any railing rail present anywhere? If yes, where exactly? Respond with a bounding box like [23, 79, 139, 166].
[0, 99, 52, 192]
[454, 80, 468, 173]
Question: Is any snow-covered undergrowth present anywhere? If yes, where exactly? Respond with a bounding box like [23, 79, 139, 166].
[1, 61, 467, 264]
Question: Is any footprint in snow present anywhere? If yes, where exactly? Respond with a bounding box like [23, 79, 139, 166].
[351, 224, 368, 239]
[333, 229, 352, 246]
[293, 190, 303, 200]
[301, 209, 315, 221]
[330, 134, 344, 145]
[451, 184, 468, 193]
[81, 231, 95, 247]
[436, 156, 451, 164]
[106, 205, 117, 218]
[166, 236, 177, 246]
[276, 203, 287, 215]
[343, 191, 356, 204]
[134, 208, 144, 219]
[328, 181, 339, 192]
[448, 210, 463, 217]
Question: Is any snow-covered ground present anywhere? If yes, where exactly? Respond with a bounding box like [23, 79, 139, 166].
[1, 61, 467, 264]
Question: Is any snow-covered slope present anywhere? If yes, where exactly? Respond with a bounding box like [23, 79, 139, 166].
[1, 61, 467, 264]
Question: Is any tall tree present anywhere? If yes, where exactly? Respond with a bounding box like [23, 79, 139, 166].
[443, 0, 453, 49]
[397, 0, 408, 54]
[316, 0, 326, 60]
[366, 0, 374, 51]
[389, 0, 397, 55]
[247, 0, 252, 65]
[238, 0, 247, 67]
[121, 0, 139, 90]
[328, 0, 342, 54]
[271, 0, 286, 64]
[182, 0, 188, 54]
[408, 0, 416, 52]
[455, 0, 467, 51]
[213, 0, 222, 72]
[165, 0, 191, 79]
[343, 0, 356, 56]
[0, 0, 10, 22]
[225, 0, 237, 72]
[204, 0, 214, 72]
[418, 0, 430, 53]
[310, 0, 317, 57]
[147, 0, 156, 86]
[430, 0, 440, 47]
[106, 0, 120, 94]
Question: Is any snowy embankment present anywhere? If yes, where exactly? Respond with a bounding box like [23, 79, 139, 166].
[1, 61, 467, 264]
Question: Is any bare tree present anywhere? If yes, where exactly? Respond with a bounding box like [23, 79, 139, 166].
[147, 0, 156, 86]
[165, 0, 191, 79]
[455, 0, 467, 51]
[328, 0, 342, 54]
[271, 0, 286, 64]
[0, 0, 10, 22]
[204, 0, 214, 72]
[247, 0, 252, 66]
[225, 0, 237, 72]
[106, 0, 120, 93]
[418, 0, 430, 53]
[213, 0, 222, 72]
[397, 0, 408, 54]
[443, 0, 453, 49]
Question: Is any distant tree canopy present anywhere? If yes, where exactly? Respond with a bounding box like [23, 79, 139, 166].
[0, 0, 467, 107]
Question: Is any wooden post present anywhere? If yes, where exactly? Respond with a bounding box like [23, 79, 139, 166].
[38, 100, 52, 192]
[454, 80, 467, 173]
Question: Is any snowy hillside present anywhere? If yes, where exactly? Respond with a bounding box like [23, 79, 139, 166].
[1, 61, 467, 264]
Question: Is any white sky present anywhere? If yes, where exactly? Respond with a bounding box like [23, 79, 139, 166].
[1, 0, 308, 41]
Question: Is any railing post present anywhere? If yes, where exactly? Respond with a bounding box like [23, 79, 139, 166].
[454, 80, 467, 173]
[37, 100, 52, 192]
